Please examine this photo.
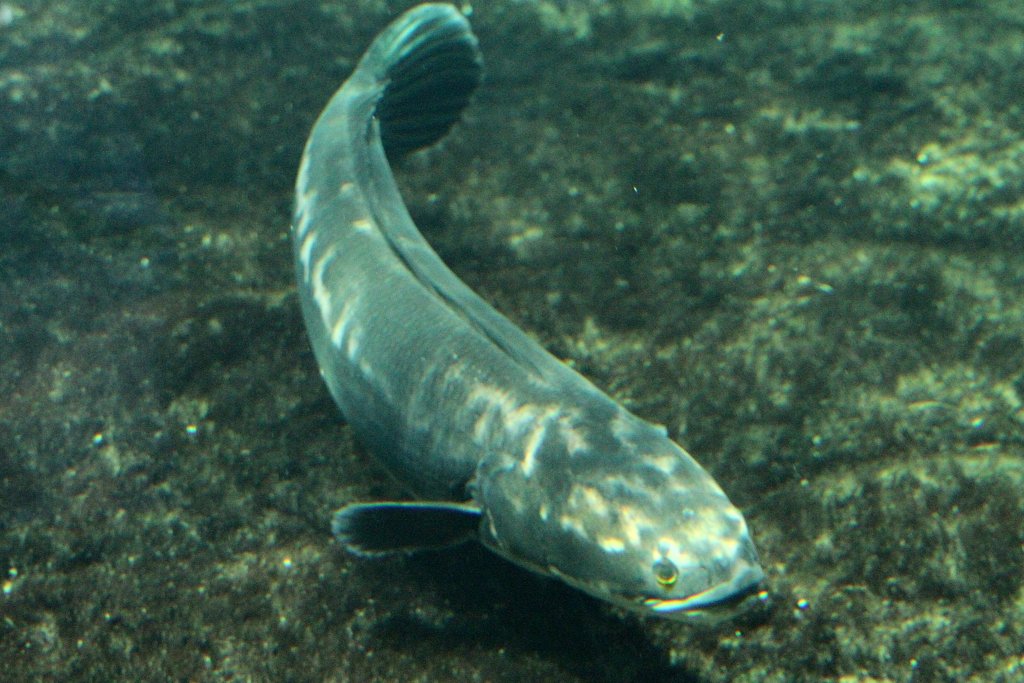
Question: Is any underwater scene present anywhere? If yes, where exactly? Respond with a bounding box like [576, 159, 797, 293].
[1, 0, 1023, 681]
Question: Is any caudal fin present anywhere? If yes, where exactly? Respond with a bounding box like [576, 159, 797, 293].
[363, 3, 483, 158]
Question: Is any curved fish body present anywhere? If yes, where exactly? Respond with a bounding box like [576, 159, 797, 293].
[292, 3, 764, 620]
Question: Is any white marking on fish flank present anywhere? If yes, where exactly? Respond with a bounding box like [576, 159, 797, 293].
[725, 506, 745, 526]
[466, 386, 567, 467]
[467, 384, 515, 411]
[299, 232, 317, 279]
[351, 217, 373, 233]
[617, 505, 647, 547]
[471, 412, 491, 442]
[598, 536, 626, 553]
[294, 188, 318, 239]
[559, 513, 587, 537]
[312, 246, 339, 326]
[339, 180, 354, 194]
[504, 403, 540, 433]
[657, 538, 679, 558]
[557, 415, 589, 455]
[296, 154, 312, 196]
[330, 298, 359, 347]
[468, 385, 512, 441]
[648, 454, 678, 475]
[716, 535, 741, 558]
[521, 422, 546, 476]
[467, 385, 534, 439]
[569, 485, 611, 519]
[610, 410, 639, 442]
[345, 324, 364, 360]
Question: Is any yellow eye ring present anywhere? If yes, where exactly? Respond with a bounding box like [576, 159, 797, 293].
[652, 558, 678, 588]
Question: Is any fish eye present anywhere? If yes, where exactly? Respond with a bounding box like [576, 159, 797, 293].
[652, 558, 678, 588]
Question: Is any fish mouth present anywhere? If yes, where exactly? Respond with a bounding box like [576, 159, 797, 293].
[643, 560, 766, 617]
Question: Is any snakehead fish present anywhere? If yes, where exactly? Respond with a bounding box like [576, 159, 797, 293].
[291, 2, 764, 620]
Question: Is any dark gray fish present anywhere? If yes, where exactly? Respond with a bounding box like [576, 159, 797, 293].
[292, 2, 763, 620]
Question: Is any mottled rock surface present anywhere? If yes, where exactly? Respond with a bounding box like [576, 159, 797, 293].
[1, 1, 1022, 681]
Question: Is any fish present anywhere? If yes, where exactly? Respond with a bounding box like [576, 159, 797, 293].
[291, 2, 764, 620]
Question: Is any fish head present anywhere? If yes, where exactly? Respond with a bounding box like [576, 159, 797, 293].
[473, 411, 765, 621]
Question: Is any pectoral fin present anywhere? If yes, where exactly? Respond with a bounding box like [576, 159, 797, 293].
[331, 501, 482, 555]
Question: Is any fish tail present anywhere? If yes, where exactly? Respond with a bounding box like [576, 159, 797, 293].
[360, 3, 483, 158]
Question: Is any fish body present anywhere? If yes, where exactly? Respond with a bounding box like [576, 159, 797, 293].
[292, 3, 763, 619]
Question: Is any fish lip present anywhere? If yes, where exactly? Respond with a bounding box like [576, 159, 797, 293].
[643, 560, 766, 615]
